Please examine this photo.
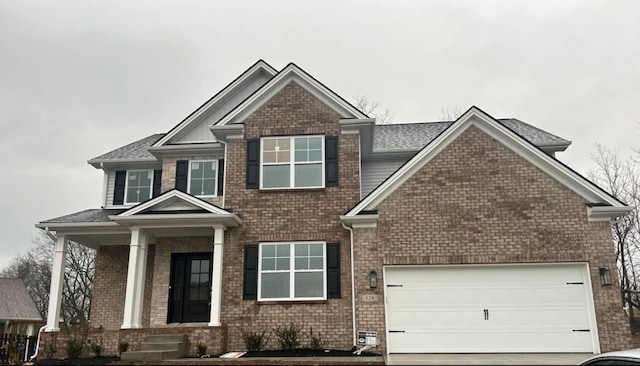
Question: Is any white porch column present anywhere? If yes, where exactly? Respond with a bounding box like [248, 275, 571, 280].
[121, 227, 148, 329]
[45, 235, 67, 332]
[209, 224, 225, 326]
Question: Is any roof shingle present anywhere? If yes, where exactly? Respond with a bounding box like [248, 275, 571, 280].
[0, 278, 42, 321]
[89, 134, 164, 162]
[40, 209, 124, 224]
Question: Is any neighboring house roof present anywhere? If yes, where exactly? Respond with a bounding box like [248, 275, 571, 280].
[344, 106, 629, 221]
[88, 134, 164, 166]
[373, 119, 570, 152]
[40, 209, 125, 224]
[0, 278, 42, 322]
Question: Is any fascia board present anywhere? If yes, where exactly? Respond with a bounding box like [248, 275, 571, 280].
[346, 107, 626, 216]
[154, 61, 277, 147]
[118, 190, 232, 217]
[109, 213, 242, 227]
[340, 214, 379, 228]
[147, 143, 223, 158]
[215, 65, 367, 126]
[209, 124, 245, 142]
[35, 222, 121, 229]
[87, 158, 159, 169]
[587, 206, 633, 222]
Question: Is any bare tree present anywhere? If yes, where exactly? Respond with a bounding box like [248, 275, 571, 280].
[352, 95, 394, 124]
[589, 144, 640, 318]
[439, 105, 466, 121]
[1, 230, 95, 325]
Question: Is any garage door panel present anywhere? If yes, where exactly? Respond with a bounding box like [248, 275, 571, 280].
[385, 264, 596, 353]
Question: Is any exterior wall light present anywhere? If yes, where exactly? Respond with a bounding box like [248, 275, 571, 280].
[370, 271, 377, 289]
[599, 267, 612, 286]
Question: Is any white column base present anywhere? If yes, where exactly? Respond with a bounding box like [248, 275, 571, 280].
[120, 324, 143, 330]
[44, 327, 60, 333]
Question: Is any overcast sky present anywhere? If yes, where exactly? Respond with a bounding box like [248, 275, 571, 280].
[0, 0, 638, 269]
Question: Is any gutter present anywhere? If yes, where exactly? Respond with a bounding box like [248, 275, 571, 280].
[341, 221, 357, 347]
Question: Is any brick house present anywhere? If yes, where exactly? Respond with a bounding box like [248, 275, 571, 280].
[37, 60, 632, 357]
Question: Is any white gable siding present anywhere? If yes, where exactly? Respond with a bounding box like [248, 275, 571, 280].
[105, 170, 116, 208]
[171, 72, 272, 143]
[361, 156, 410, 198]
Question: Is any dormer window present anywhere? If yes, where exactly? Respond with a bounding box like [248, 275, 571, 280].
[260, 136, 324, 189]
[125, 170, 154, 204]
[188, 160, 218, 197]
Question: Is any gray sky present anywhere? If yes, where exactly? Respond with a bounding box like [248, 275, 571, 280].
[0, 0, 638, 269]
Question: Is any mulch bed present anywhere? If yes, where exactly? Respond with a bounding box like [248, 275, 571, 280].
[34, 356, 120, 365]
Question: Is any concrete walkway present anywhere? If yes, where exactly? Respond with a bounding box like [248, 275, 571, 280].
[384, 353, 593, 365]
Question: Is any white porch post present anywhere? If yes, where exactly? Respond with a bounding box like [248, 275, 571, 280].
[121, 227, 148, 329]
[45, 235, 67, 332]
[209, 224, 225, 326]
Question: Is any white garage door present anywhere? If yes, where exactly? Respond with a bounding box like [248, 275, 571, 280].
[385, 264, 598, 353]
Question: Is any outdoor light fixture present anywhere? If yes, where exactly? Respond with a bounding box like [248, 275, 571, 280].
[599, 267, 612, 286]
[370, 271, 377, 289]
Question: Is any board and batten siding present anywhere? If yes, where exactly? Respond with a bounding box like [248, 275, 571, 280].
[105, 170, 117, 208]
[173, 72, 273, 144]
[361, 156, 410, 198]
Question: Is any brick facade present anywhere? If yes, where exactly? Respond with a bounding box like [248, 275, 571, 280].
[351, 126, 632, 353]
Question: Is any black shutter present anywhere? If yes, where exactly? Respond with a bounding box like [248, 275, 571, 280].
[246, 139, 260, 189]
[113, 171, 126, 205]
[217, 159, 225, 196]
[152, 170, 162, 197]
[175, 160, 188, 192]
[327, 243, 341, 299]
[243, 245, 259, 300]
[325, 136, 338, 187]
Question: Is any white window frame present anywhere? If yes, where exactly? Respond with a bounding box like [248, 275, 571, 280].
[257, 241, 327, 301]
[259, 135, 325, 189]
[187, 159, 218, 197]
[124, 169, 154, 204]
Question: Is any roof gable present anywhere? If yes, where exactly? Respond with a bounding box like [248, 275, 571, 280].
[117, 189, 231, 217]
[345, 106, 628, 219]
[153, 60, 277, 146]
[214, 63, 368, 126]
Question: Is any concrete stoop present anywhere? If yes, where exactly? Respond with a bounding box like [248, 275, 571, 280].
[121, 334, 188, 361]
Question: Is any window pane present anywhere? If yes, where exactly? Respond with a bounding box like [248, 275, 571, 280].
[140, 171, 152, 185]
[126, 187, 138, 202]
[277, 151, 290, 163]
[295, 244, 308, 256]
[201, 260, 210, 272]
[309, 244, 323, 256]
[294, 272, 323, 298]
[308, 137, 322, 149]
[263, 151, 277, 163]
[294, 138, 308, 150]
[189, 180, 201, 195]
[262, 245, 276, 257]
[263, 139, 277, 150]
[294, 164, 322, 187]
[189, 287, 198, 301]
[294, 150, 308, 162]
[261, 273, 289, 298]
[202, 179, 216, 195]
[277, 139, 290, 151]
[192, 260, 200, 273]
[203, 162, 216, 178]
[309, 257, 323, 270]
[138, 187, 151, 201]
[199, 287, 209, 301]
[263, 165, 290, 188]
[191, 162, 202, 178]
[277, 244, 290, 257]
[262, 258, 275, 271]
[276, 258, 290, 270]
[308, 149, 322, 161]
[295, 257, 308, 270]
[190, 274, 199, 286]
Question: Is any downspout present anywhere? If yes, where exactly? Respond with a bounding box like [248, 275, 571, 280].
[341, 221, 357, 346]
[44, 227, 57, 242]
[28, 325, 47, 362]
[218, 140, 228, 208]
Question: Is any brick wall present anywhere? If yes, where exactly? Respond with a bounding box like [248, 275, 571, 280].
[221, 81, 360, 351]
[352, 126, 631, 353]
[90, 245, 155, 330]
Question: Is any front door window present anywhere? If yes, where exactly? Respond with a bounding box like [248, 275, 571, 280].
[168, 253, 212, 323]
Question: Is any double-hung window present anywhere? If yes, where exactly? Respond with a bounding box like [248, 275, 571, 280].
[125, 170, 153, 204]
[188, 160, 217, 197]
[258, 242, 326, 301]
[261, 136, 324, 189]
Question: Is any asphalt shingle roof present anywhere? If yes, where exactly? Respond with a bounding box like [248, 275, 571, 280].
[373, 119, 570, 151]
[89, 134, 164, 161]
[0, 278, 42, 321]
[40, 209, 125, 224]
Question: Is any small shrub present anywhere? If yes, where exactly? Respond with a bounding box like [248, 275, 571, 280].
[118, 341, 129, 355]
[66, 338, 84, 359]
[88, 337, 103, 357]
[309, 327, 324, 350]
[196, 341, 208, 357]
[242, 330, 270, 352]
[274, 323, 301, 351]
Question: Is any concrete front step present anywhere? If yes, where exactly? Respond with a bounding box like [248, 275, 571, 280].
[121, 350, 179, 361]
[121, 334, 188, 361]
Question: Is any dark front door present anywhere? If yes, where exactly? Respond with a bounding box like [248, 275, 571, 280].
[168, 252, 212, 323]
